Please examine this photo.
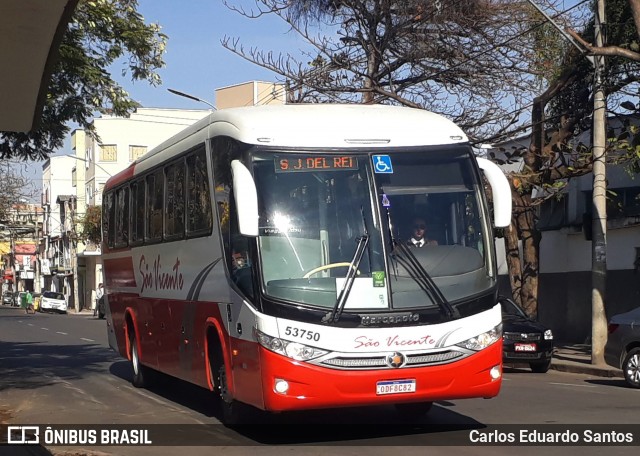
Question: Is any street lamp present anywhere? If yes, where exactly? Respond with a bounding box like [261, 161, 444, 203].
[167, 88, 216, 110]
[59, 153, 112, 177]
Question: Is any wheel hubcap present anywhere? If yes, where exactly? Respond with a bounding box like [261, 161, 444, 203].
[218, 366, 231, 402]
[626, 354, 640, 385]
[132, 345, 139, 375]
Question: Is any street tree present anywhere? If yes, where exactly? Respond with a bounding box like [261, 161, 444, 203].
[0, 0, 167, 161]
[222, 0, 575, 312]
[0, 162, 37, 223]
[222, 0, 542, 139]
[225, 1, 640, 328]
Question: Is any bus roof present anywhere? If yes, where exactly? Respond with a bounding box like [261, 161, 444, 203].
[106, 104, 468, 188]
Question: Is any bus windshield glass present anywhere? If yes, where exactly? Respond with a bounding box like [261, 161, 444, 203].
[250, 147, 494, 313]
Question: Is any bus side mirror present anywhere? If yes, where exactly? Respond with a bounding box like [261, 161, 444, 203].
[231, 160, 259, 236]
[476, 157, 512, 228]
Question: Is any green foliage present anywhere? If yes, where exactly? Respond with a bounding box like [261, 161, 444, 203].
[79, 205, 102, 244]
[0, 0, 167, 160]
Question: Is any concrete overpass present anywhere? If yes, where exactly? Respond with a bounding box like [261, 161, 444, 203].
[0, 0, 78, 133]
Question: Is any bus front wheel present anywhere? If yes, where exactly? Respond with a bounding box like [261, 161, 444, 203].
[216, 363, 246, 426]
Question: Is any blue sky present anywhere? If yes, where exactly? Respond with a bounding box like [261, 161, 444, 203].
[24, 0, 306, 190]
[120, 0, 302, 109]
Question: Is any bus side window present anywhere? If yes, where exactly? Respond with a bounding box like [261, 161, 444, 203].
[103, 191, 115, 249]
[211, 136, 255, 299]
[146, 171, 163, 242]
[115, 186, 130, 247]
[165, 160, 186, 239]
[186, 148, 212, 235]
[130, 179, 145, 245]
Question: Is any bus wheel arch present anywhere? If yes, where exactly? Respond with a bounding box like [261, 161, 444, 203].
[205, 320, 245, 426]
[124, 310, 151, 388]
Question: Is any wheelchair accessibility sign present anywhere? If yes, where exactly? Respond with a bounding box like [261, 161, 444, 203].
[372, 155, 393, 174]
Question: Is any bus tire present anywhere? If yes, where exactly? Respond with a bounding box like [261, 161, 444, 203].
[394, 401, 433, 419]
[217, 364, 248, 426]
[130, 332, 152, 388]
[209, 344, 246, 426]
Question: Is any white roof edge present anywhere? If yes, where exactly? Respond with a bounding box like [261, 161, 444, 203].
[133, 104, 468, 172]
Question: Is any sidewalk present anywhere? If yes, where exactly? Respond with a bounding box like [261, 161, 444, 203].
[67, 308, 96, 316]
[550, 343, 622, 377]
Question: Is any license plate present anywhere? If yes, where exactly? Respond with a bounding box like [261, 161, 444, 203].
[376, 379, 416, 395]
[514, 343, 537, 352]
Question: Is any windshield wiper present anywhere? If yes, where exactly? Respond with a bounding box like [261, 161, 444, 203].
[324, 206, 371, 324]
[378, 190, 456, 318]
[391, 240, 458, 319]
[323, 233, 369, 324]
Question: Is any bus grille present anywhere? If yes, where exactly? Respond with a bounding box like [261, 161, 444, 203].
[316, 349, 466, 370]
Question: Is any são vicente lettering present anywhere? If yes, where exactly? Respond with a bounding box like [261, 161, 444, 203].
[139, 254, 184, 293]
[353, 334, 435, 349]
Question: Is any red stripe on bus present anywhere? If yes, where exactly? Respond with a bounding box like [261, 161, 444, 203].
[105, 164, 136, 190]
[103, 256, 137, 288]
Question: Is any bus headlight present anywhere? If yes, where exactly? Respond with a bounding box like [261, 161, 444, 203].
[255, 329, 328, 361]
[456, 324, 502, 351]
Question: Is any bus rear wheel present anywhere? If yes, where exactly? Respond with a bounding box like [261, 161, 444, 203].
[394, 401, 433, 419]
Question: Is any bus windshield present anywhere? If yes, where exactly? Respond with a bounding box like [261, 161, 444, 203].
[250, 147, 494, 315]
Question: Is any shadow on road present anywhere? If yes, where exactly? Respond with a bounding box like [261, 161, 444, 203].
[0, 339, 117, 392]
[585, 378, 631, 389]
[109, 360, 486, 445]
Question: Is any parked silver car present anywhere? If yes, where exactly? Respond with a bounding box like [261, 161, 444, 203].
[605, 306, 640, 388]
[2, 291, 14, 306]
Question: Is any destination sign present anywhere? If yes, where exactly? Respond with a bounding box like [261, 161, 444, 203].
[275, 156, 358, 173]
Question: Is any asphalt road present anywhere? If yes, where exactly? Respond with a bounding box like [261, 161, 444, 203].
[0, 305, 639, 456]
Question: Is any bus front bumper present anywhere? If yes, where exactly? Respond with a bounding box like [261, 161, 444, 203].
[259, 341, 502, 412]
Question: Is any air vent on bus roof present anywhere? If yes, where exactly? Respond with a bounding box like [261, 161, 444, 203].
[344, 139, 391, 144]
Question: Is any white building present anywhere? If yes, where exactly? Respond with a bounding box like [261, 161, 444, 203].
[43, 107, 210, 311]
[491, 115, 640, 342]
[43, 83, 289, 312]
[41, 156, 76, 297]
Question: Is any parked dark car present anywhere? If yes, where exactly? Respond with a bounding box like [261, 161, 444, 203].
[2, 291, 14, 306]
[605, 306, 640, 388]
[500, 296, 554, 373]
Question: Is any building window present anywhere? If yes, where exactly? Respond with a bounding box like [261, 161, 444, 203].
[129, 145, 147, 162]
[100, 144, 117, 162]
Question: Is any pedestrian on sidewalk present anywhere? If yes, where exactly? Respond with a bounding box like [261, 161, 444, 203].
[94, 283, 104, 317]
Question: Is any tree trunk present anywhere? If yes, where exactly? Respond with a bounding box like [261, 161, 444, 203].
[514, 192, 540, 318]
[504, 222, 523, 306]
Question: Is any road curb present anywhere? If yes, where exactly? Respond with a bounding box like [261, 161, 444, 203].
[551, 361, 622, 378]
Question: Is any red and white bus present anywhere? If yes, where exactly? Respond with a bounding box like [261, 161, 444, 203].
[102, 104, 512, 424]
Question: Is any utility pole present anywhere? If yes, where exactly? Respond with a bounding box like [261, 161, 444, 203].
[526, 0, 608, 365]
[591, 0, 607, 365]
